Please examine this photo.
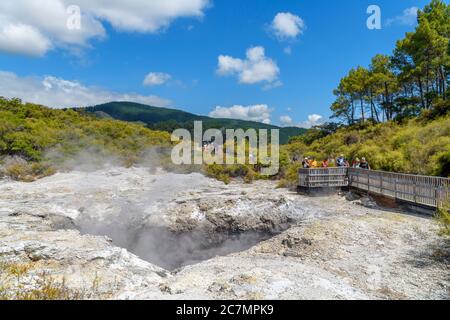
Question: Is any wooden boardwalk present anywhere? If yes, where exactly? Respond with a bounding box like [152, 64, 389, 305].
[298, 168, 450, 208]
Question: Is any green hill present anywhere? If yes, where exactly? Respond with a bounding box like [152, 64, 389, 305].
[82, 102, 306, 144]
[0, 98, 171, 181]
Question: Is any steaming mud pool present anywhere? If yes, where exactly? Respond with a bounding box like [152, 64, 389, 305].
[0, 167, 448, 299]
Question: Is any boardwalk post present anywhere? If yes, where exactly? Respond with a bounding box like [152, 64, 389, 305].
[413, 177, 417, 203]
[394, 177, 397, 199]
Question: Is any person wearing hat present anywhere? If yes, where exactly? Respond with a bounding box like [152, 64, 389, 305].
[302, 157, 310, 168]
[359, 157, 371, 170]
[336, 154, 346, 167]
[352, 157, 361, 168]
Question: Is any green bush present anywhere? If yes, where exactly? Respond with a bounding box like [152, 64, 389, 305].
[204, 163, 257, 184]
[436, 202, 450, 238]
[0, 158, 56, 182]
[282, 115, 450, 177]
[0, 97, 172, 181]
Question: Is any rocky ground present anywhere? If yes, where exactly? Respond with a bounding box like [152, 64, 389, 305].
[0, 167, 448, 299]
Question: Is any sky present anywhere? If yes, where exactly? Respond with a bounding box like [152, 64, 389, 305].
[0, 0, 430, 128]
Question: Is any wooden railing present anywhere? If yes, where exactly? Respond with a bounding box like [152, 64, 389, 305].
[298, 167, 450, 208]
[298, 168, 349, 188]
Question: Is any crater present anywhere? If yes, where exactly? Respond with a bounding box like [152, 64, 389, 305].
[73, 216, 288, 271]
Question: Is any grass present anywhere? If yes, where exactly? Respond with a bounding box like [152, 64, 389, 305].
[0, 261, 106, 300]
[436, 202, 450, 238]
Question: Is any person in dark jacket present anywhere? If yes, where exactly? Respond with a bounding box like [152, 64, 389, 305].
[336, 154, 348, 167]
[302, 157, 310, 168]
[359, 157, 371, 170]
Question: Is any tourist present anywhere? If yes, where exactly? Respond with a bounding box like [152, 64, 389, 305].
[352, 157, 361, 168]
[336, 154, 346, 167]
[322, 158, 329, 168]
[302, 157, 310, 169]
[328, 158, 336, 167]
[359, 157, 371, 170]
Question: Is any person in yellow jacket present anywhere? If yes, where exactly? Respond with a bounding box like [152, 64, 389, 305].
[308, 158, 318, 168]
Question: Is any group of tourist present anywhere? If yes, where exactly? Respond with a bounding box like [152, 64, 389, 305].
[300, 154, 371, 170]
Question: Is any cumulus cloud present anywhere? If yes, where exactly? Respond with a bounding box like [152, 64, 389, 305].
[299, 114, 324, 129]
[0, 24, 52, 57]
[0, 71, 171, 108]
[209, 104, 272, 124]
[143, 72, 172, 86]
[0, 0, 209, 56]
[217, 46, 280, 87]
[270, 12, 305, 41]
[279, 115, 293, 127]
[386, 7, 418, 27]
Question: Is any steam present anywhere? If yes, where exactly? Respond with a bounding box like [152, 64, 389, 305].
[2, 145, 297, 271]
[77, 211, 273, 270]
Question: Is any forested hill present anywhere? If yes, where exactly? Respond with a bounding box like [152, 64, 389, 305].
[0, 98, 172, 181]
[82, 102, 306, 145]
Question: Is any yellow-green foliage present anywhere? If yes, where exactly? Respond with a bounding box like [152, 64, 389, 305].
[0, 98, 171, 181]
[204, 163, 256, 184]
[0, 262, 88, 300]
[277, 162, 302, 188]
[281, 116, 450, 186]
[1, 160, 55, 182]
[436, 202, 450, 238]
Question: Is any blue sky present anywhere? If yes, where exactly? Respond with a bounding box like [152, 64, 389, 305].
[0, 0, 429, 127]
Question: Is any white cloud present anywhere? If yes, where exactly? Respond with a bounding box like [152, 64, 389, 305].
[298, 114, 324, 129]
[0, 0, 209, 56]
[280, 115, 293, 127]
[270, 12, 305, 41]
[209, 104, 272, 124]
[0, 71, 171, 108]
[217, 46, 280, 87]
[143, 72, 171, 86]
[386, 7, 418, 27]
[0, 24, 52, 57]
[262, 80, 283, 91]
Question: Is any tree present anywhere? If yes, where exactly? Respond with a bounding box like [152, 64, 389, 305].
[369, 54, 398, 121]
[332, 0, 449, 124]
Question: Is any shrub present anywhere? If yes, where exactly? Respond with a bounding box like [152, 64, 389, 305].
[204, 163, 256, 184]
[0, 97, 172, 180]
[282, 115, 450, 177]
[0, 261, 102, 300]
[277, 162, 302, 189]
[344, 134, 359, 146]
[436, 202, 450, 238]
[0, 157, 55, 182]
[435, 151, 450, 177]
